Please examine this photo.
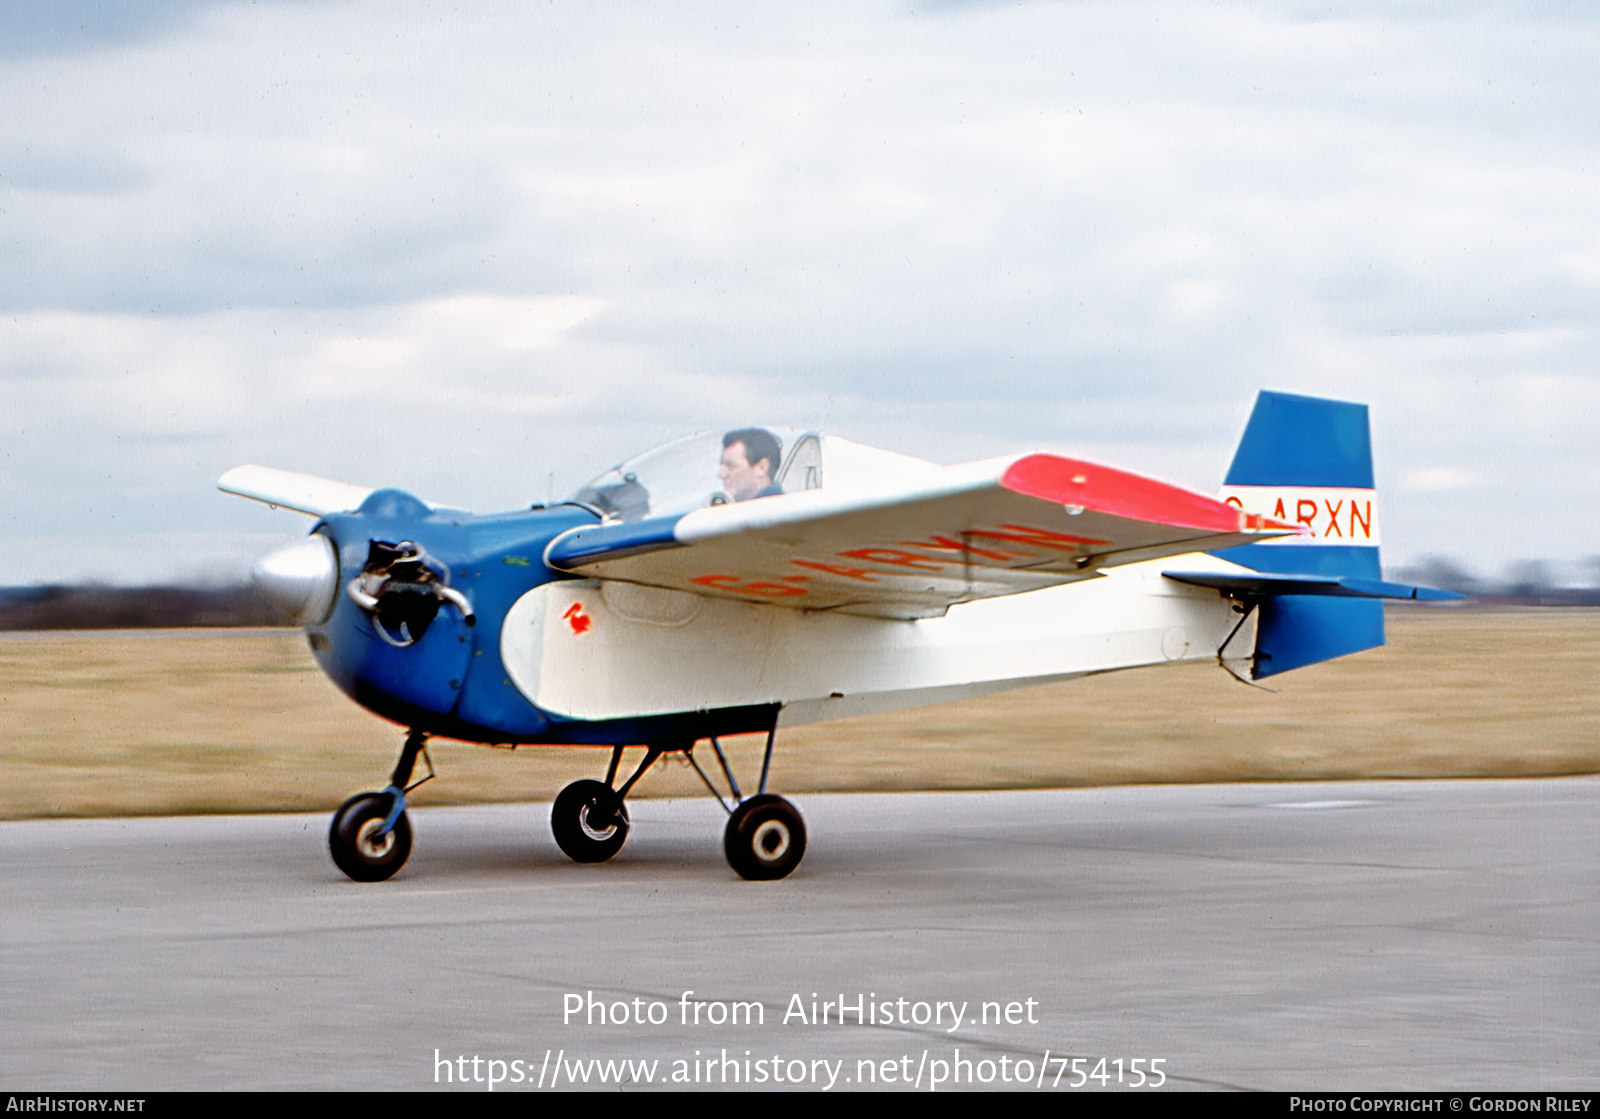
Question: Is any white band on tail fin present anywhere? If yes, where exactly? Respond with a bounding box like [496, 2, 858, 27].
[1217, 485, 1380, 547]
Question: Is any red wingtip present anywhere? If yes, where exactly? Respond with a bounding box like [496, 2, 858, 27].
[1001, 455, 1245, 533]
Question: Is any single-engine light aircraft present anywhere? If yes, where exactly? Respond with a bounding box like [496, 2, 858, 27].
[220, 391, 1457, 882]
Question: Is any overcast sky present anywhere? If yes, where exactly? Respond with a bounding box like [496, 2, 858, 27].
[4, 1, 1598, 585]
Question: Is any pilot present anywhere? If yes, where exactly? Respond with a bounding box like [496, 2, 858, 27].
[719, 428, 784, 502]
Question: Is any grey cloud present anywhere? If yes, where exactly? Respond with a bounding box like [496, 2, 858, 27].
[1, 0, 217, 60]
[0, 141, 143, 194]
[3, 0, 1599, 582]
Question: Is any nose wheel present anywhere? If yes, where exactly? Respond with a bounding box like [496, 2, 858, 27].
[328, 729, 432, 883]
[329, 791, 413, 882]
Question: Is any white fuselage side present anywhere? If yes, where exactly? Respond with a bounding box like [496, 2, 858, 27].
[500, 553, 1255, 727]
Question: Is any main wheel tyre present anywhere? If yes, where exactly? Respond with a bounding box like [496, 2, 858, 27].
[551, 779, 630, 864]
[723, 794, 806, 881]
[329, 792, 412, 882]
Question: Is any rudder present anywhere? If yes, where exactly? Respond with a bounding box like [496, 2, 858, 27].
[1211, 391, 1385, 679]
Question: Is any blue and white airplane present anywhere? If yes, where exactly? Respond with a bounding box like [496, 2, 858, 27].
[220, 391, 1457, 883]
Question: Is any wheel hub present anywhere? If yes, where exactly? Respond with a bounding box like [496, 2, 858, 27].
[355, 817, 395, 860]
[751, 819, 790, 862]
[578, 801, 618, 841]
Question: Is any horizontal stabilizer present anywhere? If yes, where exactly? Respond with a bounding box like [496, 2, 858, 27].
[1162, 570, 1463, 601]
[218, 465, 376, 517]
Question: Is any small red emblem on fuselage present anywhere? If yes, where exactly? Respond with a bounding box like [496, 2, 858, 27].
[563, 603, 592, 634]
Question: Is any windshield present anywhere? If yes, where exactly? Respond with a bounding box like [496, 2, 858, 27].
[570, 428, 822, 522]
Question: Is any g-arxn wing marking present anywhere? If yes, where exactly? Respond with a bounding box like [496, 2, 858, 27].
[546, 452, 1298, 619]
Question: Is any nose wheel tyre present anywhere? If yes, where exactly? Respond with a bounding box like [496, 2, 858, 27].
[329, 792, 413, 882]
[552, 779, 631, 863]
[724, 794, 806, 881]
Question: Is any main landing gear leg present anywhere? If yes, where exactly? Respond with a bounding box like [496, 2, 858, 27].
[550, 745, 665, 864]
[552, 729, 805, 880]
[685, 728, 807, 882]
[328, 729, 434, 883]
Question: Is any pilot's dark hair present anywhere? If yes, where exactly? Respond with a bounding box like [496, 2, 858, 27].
[723, 427, 782, 476]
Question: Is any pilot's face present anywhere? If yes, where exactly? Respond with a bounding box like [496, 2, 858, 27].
[719, 441, 770, 502]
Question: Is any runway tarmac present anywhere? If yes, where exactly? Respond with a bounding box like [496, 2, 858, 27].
[2, 779, 1594, 1092]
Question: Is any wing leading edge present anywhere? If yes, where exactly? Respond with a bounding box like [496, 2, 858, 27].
[547, 453, 1299, 619]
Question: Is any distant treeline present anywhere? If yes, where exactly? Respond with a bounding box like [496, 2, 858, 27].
[0, 584, 289, 630]
[1387, 558, 1600, 608]
[3, 565, 1599, 630]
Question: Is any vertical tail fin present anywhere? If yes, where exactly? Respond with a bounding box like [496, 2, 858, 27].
[1212, 391, 1385, 678]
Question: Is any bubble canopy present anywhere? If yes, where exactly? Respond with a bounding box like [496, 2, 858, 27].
[569, 428, 823, 522]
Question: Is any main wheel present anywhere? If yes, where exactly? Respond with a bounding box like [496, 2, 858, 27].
[329, 791, 412, 882]
[551, 779, 630, 864]
[723, 794, 806, 881]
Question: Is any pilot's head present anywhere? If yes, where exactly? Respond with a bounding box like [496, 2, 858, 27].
[720, 428, 782, 502]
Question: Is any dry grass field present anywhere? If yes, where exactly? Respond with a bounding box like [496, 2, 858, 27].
[0, 608, 1595, 819]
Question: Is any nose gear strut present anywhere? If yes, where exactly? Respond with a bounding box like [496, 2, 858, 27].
[327, 729, 435, 882]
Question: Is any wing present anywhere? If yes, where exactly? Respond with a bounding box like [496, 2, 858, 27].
[218, 465, 376, 516]
[547, 453, 1299, 619]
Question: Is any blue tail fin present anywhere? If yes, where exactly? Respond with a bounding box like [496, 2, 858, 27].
[1211, 391, 1385, 679]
